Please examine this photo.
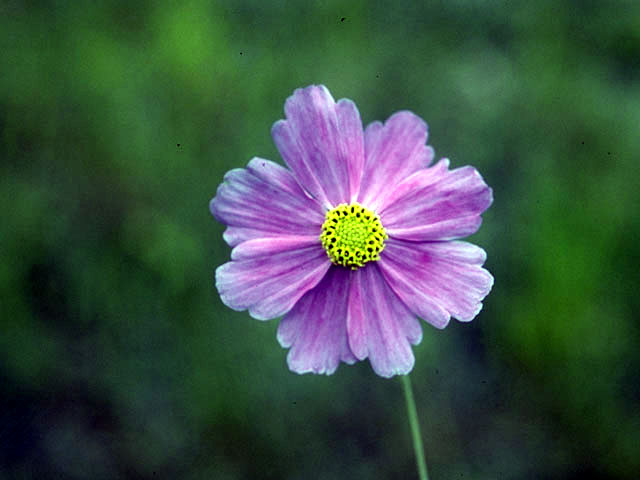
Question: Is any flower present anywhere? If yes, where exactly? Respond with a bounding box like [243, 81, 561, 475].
[210, 85, 493, 377]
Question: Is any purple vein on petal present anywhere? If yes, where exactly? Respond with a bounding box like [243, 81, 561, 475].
[271, 85, 365, 208]
[277, 267, 357, 375]
[346, 264, 422, 377]
[216, 246, 330, 321]
[210, 157, 324, 246]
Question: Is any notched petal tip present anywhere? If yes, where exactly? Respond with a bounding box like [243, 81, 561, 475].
[387, 109, 429, 131]
[283, 85, 336, 119]
[288, 83, 332, 100]
[286, 353, 340, 376]
[424, 145, 435, 167]
[270, 118, 287, 139]
[455, 303, 483, 323]
[453, 267, 494, 322]
[335, 97, 360, 116]
[486, 185, 495, 209]
[436, 157, 451, 169]
[214, 263, 247, 315]
[286, 348, 357, 376]
[461, 165, 494, 211]
[428, 315, 452, 330]
[371, 350, 415, 378]
[363, 120, 383, 135]
[209, 170, 242, 221]
[209, 195, 219, 218]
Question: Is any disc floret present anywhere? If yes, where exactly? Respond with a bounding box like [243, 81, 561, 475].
[320, 203, 388, 270]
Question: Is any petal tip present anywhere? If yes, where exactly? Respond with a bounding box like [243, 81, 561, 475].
[270, 118, 287, 138]
[371, 353, 415, 378]
[285, 84, 335, 112]
[388, 109, 427, 128]
[336, 97, 357, 110]
[246, 308, 273, 322]
[424, 145, 435, 167]
[430, 315, 452, 330]
[286, 353, 339, 376]
[486, 185, 494, 209]
[209, 195, 219, 218]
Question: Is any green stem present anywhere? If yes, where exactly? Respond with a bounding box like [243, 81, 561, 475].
[401, 374, 429, 480]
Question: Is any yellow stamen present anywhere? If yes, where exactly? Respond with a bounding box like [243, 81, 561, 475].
[320, 203, 388, 270]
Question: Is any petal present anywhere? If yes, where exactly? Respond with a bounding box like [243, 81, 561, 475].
[231, 236, 320, 260]
[210, 158, 324, 245]
[378, 239, 493, 326]
[357, 111, 435, 211]
[380, 159, 493, 241]
[271, 85, 365, 208]
[346, 264, 423, 378]
[222, 226, 279, 248]
[216, 246, 330, 321]
[277, 267, 357, 375]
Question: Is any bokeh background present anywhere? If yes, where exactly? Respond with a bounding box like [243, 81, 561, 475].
[2, 0, 639, 478]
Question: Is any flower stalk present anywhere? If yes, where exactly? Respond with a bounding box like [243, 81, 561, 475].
[402, 374, 429, 480]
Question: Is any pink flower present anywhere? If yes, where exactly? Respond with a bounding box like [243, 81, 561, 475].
[210, 85, 493, 377]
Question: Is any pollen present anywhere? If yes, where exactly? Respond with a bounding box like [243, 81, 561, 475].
[320, 203, 388, 270]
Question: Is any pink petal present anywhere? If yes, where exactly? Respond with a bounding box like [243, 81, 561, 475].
[380, 159, 493, 241]
[357, 111, 435, 212]
[210, 157, 324, 246]
[216, 246, 330, 321]
[378, 239, 493, 326]
[346, 264, 423, 377]
[222, 226, 281, 248]
[271, 85, 365, 208]
[231, 236, 321, 260]
[277, 267, 357, 375]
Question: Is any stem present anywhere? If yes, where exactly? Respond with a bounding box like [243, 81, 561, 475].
[401, 374, 429, 480]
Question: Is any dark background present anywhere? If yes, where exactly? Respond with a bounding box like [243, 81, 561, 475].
[2, 1, 639, 478]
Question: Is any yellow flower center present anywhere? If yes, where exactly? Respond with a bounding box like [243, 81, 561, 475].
[320, 203, 388, 270]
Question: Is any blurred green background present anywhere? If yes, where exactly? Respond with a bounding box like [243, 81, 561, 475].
[2, 0, 639, 478]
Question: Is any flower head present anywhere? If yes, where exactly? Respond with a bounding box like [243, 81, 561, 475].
[210, 85, 493, 377]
